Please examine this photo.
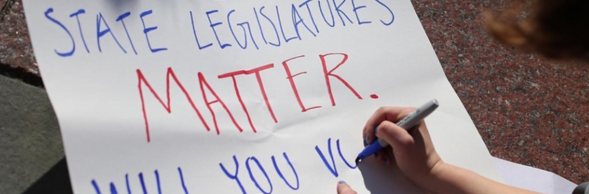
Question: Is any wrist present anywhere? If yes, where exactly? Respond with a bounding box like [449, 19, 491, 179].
[412, 157, 448, 191]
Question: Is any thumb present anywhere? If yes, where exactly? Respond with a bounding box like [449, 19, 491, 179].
[376, 120, 415, 152]
[337, 181, 357, 194]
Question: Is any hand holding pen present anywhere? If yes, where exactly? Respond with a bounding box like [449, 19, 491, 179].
[356, 99, 439, 164]
[358, 99, 442, 183]
[337, 100, 542, 194]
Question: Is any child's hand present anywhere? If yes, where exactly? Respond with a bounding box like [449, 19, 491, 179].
[363, 106, 443, 183]
[336, 181, 357, 194]
[343, 106, 541, 194]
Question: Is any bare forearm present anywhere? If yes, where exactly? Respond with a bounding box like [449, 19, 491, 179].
[419, 162, 541, 194]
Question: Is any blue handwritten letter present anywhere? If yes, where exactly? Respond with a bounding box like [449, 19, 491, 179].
[351, 0, 371, 25]
[299, 0, 320, 33]
[69, 9, 89, 53]
[219, 155, 247, 194]
[189, 11, 213, 50]
[45, 8, 76, 57]
[140, 10, 168, 53]
[116, 12, 138, 55]
[259, 6, 281, 47]
[318, 0, 336, 27]
[374, 0, 395, 25]
[333, 0, 354, 26]
[291, 4, 316, 39]
[246, 157, 273, 194]
[315, 138, 339, 177]
[96, 13, 127, 53]
[272, 152, 300, 190]
[206, 10, 232, 49]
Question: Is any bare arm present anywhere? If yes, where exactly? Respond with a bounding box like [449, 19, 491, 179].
[421, 161, 540, 194]
[336, 106, 540, 194]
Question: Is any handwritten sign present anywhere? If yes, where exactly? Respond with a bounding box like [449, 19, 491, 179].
[23, 0, 504, 193]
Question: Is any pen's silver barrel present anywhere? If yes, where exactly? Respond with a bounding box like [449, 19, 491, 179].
[378, 99, 439, 148]
[396, 99, 439, 129]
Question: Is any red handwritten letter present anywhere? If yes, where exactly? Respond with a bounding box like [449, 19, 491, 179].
[282, 55, 321, 112]
[320, 53, 362, 106]
[137, 68, 210, 142]
[218, 64, 277, 133]
[198, 72, 244, 135]
[248, 64, 278, 123]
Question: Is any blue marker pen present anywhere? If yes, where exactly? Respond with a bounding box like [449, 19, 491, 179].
[355, 99, 440, 164]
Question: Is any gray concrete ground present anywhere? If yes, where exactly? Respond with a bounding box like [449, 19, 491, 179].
[0, 74, 68, 194]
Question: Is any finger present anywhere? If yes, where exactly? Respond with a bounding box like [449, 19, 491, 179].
[385, 147, 395, 166]
[375, 146, 394, 166]
[378, 151, 389, 165]
[337, 181, 358, 194]
[375, 149, 384, 162]
[363, 106, 413, 145]
[375, 148, 391, 164]
[381, 149, 392, 166]
[411, 120, 433, 143]
[376, 120, 416, 155]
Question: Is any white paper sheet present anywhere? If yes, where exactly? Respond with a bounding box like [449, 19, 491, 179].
[494, 157, 578, 194]
[22, 0, 504, 193]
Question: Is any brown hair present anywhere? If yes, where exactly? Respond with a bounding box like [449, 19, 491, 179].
[484, 0, 589, 61]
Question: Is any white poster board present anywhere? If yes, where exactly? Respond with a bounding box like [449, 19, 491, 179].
[22, 0, 503, 193]
[494, 158, 578, 194]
